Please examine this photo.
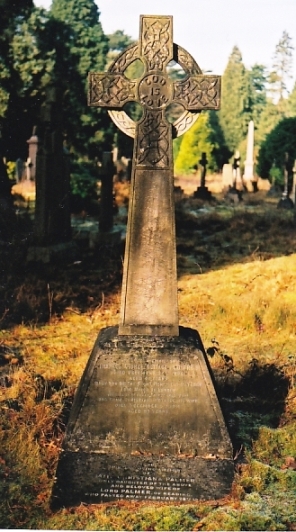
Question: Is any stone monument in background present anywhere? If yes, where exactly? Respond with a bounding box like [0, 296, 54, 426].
[233, 150, 242, 190]
[27, 83, 75, 262]
[278, 151, 294, 209]
[243, 120, 255, 192]
[193, 152, 213, 200]
[222, 163, 234, 189]
[26, 126, 39, 181]
[52, 15, 233, 508]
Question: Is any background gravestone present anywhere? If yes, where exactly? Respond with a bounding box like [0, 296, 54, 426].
[193, 152, 213, 200]
[278, 152, 294, 209]
[27, 83, 76, 262]
[222, 163, 234, 190]
[52, 15, 233, 509]
[26, 126, 38, 181]
[243, 120, 255, 191]
[233, 150, 242, 190]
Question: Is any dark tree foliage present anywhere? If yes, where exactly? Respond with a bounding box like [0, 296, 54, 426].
[249, 64, 268, 126]
[50, 0, 113, 159]
[0, 0, 33, 36]
[257, 117, 296, 180]
[0, 0, 114, 162]
[0, 0, 34, 159]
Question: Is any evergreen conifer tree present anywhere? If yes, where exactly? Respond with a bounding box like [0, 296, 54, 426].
[174, 112, 219, 175]
[218, 46, 252, 154]
[287, 82, 296, 117]
[269, 31, 294, 103]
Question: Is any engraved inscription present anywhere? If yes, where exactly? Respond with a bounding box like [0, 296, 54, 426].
[138, 74, 172, 109]
[84, 463, 197, 502]
[95, 356, 201, 416]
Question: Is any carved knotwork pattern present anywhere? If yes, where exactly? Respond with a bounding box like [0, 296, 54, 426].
[108, 110, 136, 138]
[142, 18, 172, 71]
[137, 111, 170, 167]
[89, 73, 136, 107]
[174, 76, 221, 110]
[173, 111, 199, 136]
[176, 46, 201, 75]
[89, 16, 221, 139]
[109, 44, 139, 74]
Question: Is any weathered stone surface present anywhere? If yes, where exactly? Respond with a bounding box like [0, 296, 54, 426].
[51, 15, 232, 509]
[51, 326, 233, 508]
[88, 15, 221, 336]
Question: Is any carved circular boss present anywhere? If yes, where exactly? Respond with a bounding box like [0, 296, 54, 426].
[108, 43, 203, 139]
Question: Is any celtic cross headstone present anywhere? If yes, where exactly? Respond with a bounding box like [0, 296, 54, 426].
[52, 15, 233, 509]
[88, 14, 220, 335]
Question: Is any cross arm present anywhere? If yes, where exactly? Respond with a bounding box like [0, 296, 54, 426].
[88, 72, 137, 108]
[173, 75, 221, 110]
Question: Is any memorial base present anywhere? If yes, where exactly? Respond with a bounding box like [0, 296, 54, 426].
[193, 186, 213, 200]
[277, 197, 294, 209]
[51, 326, 234, 508]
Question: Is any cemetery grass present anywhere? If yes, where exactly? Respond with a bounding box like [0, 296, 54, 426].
[0, 190, 296, 530]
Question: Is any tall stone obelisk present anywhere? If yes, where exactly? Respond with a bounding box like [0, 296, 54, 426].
[243, 120, 254, 191]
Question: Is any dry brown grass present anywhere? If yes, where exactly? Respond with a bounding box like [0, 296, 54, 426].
[0, 196, 295, 529]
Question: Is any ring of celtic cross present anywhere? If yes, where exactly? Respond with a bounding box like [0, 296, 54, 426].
[108, 43, 203, 139]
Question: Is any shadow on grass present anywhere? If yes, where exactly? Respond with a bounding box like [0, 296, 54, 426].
[0, 237, 124, 328]
[212, 359, 290, 453]
[175, 202, 296, 276]
[1, 202, 296, 328]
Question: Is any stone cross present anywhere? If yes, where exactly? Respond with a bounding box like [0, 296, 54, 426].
[89, 15, 221, 336]
[199, 152, 208, 187]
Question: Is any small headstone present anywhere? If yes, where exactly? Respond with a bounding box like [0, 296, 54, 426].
[222, 163, 233, 189]
[52, 14, 233, 508]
